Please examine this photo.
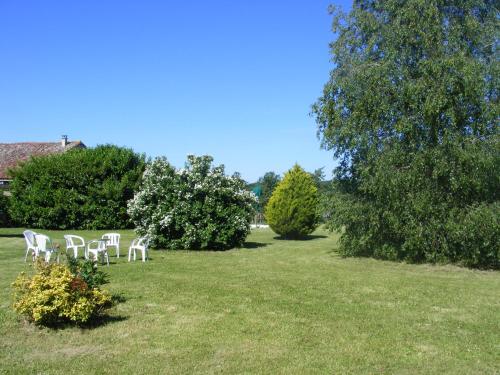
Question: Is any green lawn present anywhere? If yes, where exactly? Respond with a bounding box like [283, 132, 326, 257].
[0, 227, 498, 374]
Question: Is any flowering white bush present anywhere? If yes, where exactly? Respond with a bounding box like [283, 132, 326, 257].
[127, 155, 257, 250]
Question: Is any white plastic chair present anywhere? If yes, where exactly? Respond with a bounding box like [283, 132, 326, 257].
[128, 237, 149, 262]
[34, 234, 60, 263]
[64, 235, 85, 258]
[102, 233, 120, 258]
[86, 240, 109, 266]
[23, 230, 37, 262]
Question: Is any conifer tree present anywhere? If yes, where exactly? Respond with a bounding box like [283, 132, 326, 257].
[265, 165, 319, 239]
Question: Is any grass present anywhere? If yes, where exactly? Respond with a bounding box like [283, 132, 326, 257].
[0, 227, 499, 374]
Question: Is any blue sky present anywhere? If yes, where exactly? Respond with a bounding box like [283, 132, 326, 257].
[0, 0, 351, 182]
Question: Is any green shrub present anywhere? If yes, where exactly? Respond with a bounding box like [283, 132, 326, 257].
[128, 155, 257, 250]
[447, 202, 500, 269]
[66, 257, 109, 289]
[265, 164, 319, 239]
[326, 139, 500, 268]
[12, 259, 112, 326]
[8, 145, 145, 229]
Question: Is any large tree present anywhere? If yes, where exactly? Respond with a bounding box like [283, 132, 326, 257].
[312, 1, 499, 268]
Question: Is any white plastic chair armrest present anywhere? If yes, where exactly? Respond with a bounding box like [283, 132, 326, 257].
[72, 235, 85, 246]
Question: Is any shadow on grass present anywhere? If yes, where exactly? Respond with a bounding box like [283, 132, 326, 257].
[242, 241, 269, 249]
[111, 293, 127, 304]
[79, 314, 128, 330]
[325, 247, 342, 255]
[124, 255, 154, 261]
[33, 313, 128, 331]
[0, 233, 24, 238]
[78, 292, 128, 330]
[273, 234, 328, 241]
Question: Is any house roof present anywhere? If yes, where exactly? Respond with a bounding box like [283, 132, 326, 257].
[0, 141, 85, 179]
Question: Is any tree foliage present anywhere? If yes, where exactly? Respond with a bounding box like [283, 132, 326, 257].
[256, 171, 281, 213]
[265, 164, 319, 239]
[0, 193, 12, 227]
[311, 168, 326, 190]
[128, 155, 257, 250]
[8, 145, 145, 229]
[312, 1, 499, 268]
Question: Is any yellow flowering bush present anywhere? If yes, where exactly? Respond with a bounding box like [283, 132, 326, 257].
[12, 260, 112, 326]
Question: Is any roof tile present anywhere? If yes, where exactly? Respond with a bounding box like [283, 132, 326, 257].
[0, 141, 85, 179]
